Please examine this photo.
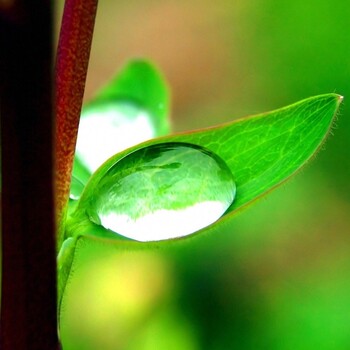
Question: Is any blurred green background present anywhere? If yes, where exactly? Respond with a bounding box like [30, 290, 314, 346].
[56, 1, 350, 349]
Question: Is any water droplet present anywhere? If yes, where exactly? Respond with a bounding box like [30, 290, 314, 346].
[75, 100, 155, 173]
[87, 142, 236, 242]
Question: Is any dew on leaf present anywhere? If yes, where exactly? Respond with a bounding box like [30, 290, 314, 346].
[87, 142, 236, 242]
[75, 100, 155, 173]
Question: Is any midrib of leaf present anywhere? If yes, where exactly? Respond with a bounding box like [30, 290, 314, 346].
[233, 99, 335, 206]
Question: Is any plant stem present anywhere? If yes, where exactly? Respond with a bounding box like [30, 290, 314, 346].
[0, 1, 58, 348]
[55, 0, 98, 244]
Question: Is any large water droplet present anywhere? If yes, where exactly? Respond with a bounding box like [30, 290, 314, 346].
[87, 142, 236, 242]
[75, 100, 155, 173]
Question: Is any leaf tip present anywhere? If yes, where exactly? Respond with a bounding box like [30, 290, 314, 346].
[333, 94, 344, 115]
[330, 93, 344, 106]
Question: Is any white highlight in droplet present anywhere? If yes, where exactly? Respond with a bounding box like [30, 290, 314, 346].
[99, 200, 228, 242]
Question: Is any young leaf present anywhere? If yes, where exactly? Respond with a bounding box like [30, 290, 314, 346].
[72, 59, 170, 187]
[66, 94, 342, 242]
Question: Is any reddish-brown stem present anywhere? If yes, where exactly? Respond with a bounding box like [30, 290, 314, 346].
[55, 0, 98, 241]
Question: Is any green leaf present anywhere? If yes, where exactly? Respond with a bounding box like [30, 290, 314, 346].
[67, 94, 342, 242]
[92, 59, 170, 134]
[72, 59, 170, 188]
